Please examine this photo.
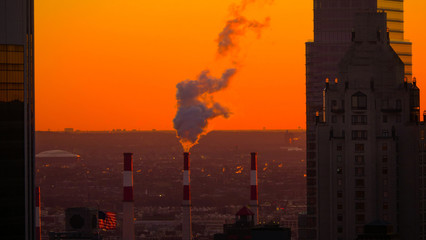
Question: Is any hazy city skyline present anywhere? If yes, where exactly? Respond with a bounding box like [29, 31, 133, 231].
[34, 1, 426, 131]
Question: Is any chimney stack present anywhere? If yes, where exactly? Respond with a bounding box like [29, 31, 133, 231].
[36, 186, 41, 240]
[123, 153, 135, 240]
[183, 152, 192, 240]
[250, 152, 259, 224]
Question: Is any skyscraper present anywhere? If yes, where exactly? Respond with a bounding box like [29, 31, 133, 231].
[309, 12, 421, 240]
[0, 0, 35, 239]
[305, 1, 412, 239]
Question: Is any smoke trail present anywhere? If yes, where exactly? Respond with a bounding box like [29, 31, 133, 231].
[217, 16, 270, 56]
[173, 69, 237, 151]
[217, 0, 272, 56]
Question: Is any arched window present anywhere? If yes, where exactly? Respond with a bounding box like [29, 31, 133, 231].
[352, 92, 367, 109]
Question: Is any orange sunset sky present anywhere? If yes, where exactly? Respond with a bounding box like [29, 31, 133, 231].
[35, 0, 426, 131]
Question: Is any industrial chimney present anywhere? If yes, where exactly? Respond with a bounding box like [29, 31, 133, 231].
[182, 152, 192, 240]
[123, 153, 135, 240]
[250, 152, 259, 224]
[36, 186, 41, 240]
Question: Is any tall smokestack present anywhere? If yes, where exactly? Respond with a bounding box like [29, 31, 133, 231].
[250, 152, 259, 224]
[123, 153, 135, 240]
[35, 186, 41, 240]
[182, 152, 192, 240]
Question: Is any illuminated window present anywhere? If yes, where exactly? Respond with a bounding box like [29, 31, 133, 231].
[0, 44, 25, 102]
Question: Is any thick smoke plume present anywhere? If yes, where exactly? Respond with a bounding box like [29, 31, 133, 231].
[173, 69, 237, 151]
[173, 0, 271, 151]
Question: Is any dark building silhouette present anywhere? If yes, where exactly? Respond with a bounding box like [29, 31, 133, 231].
[0, 0, 35, 239]
[305, 1, 413, 239]
[214, 207, 291, 240]
[307, 12, 421, 240]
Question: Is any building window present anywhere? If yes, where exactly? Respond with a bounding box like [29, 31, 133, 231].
[337, 155, 342, 163]
[356, 226, 363, 234]
[337, 214, 343, 221]
[352, 130, 368, 140]
[337, 226, 343, 233]
[355, 167, 364, 176]
[355, 155, 364, 164]
[383, 214, 389, 221]
[351, 115, 367, 125]
[382, 130, 389, 137]
[337, 191, 343, 198]
[337, 178, 342, 186]
[396, 99, 402, 109]
[337, 168, 343, 174]
[383, 115, 388, 123]
[382, 143, 388, 151]
[332, 100, 337, 109]
[337, 145, 342, 151]
[382, 155, 388, 163]
[356, 202, 365, 211]
[384, 191, 388, 198]
[356, 214, 365, 223]
[383, 202, 389, 209]
[352, 92, 367, 109]
[355, 144, 364, 152]
[356, 179, 364, 187]
[332, 115, 337, 123]
[337, 203, 343, 210]
[382, 167, 388, 175]
[356, 191, 365, 200]
[384, 179, 388, 186]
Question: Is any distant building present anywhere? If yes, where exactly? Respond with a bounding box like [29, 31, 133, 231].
[213, 207, 291, 240]
[0, 0, 35, 239]
[311, 12, 421, 240]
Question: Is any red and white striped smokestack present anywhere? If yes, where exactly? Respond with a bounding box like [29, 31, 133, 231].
[250, 152, 259, 224]
[35, 186, 41, 240]
[182, 152, 192, 240]
[123, 153, 135, 240]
